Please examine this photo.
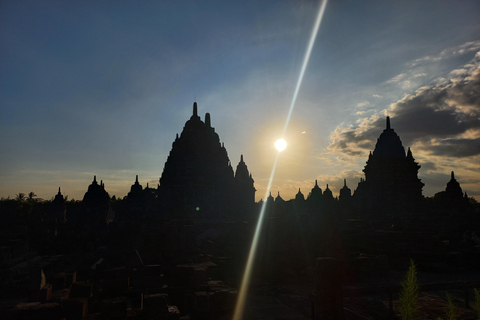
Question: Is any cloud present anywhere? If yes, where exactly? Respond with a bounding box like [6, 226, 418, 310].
[356, 101, 370, 108]
[315, 170, 364, 194]
[385, 40, 480, 91]
[413, 73, 427, 78]
[327, 115, 382, 157]
[389, 61, 480, 146]
[411, 40, 480, 66]
[415, 137, 480, 158]
[328, 51, 480, 161]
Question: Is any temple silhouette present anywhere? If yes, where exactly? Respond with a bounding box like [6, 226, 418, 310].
[157, 102, 255, 219]
[354, 117, 424, 219]
[1, 103, 479, 319]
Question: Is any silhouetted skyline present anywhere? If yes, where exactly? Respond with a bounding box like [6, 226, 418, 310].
[1, 1, 479, 201]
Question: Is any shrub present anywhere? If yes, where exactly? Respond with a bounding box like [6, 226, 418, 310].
[474, 288, 480, 320]
[399, 259, 419, 320]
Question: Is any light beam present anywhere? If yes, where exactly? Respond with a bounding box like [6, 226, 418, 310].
[232, 1, 329, 319]
[282, 0, 328, 136]
[232, 152, 281, 320]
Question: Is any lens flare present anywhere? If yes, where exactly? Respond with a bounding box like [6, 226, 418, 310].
[232, 152, 281, 320]
[274, 139, 287, 152]
[232, 1, 329, 319]
[282, 0, 328, 136]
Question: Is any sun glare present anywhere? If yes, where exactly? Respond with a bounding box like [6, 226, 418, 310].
[274, 139, 287, 152]
[233, 1, 329, 319]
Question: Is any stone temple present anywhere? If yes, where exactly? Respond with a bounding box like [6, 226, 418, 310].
[354, 117, 424, 217]
[157, 102, 255, 218]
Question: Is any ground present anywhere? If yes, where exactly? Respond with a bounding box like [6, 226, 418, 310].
[240, 271, 480, 320]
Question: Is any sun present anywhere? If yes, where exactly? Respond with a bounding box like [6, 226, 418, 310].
[274, 138, 287, 152]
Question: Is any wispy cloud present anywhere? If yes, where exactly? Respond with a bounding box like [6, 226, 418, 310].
[385, 40, 480, 91]
[411, 40, 480, 66]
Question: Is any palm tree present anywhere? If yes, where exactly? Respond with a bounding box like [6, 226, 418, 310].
[28, 191, 37, 201]
[15, 193, 26, 202]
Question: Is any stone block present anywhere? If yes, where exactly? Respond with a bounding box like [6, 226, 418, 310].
[75, 267, 92, 282]
[210, 290, 237, 313]
[51, 288, 70, 302]
[101, 297, 127, 319]
[141, 275, 164, 290]
[194, 291, 210, 313]
[103, 277, 129, 296]
[63, 298, 88, 320]
[143, 264, 162, 277]
[39, 283, 52, 302]
[165, 305, 180, 320]
[143, 293, 169, 316]
[194, 267, 207, 287]
[27, 283, 52, 303]
[127, 291, 143, 309]
[104, 267, 129, 280]
[70, 281, 93, 298]
[12, 302, 41, 320]
[52, 273, 66, 291]
[64, 271, 77, 287]
[355, 254, 389, 278]
[33, 302, 64, 320]
[170, 266, 195, 290]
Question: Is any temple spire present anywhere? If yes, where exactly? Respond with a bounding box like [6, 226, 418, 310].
[344, 179, 347, 187]
[136, 175, 139, 183]
[58, 187, 61, 195]
[451, 171, 455, 180]
[386, 116, 391, 130]
[193, 102, 198, 117]
[315, 179, 318, 187]
[205, 113, 211, 127]
[240, 154, 244, 162]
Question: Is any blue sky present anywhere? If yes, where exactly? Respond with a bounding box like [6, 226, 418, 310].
[1, 0, 479, 201]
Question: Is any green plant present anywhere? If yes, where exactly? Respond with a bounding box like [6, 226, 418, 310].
[399, 259, 419, 320]
[437, 292, 457, 320]
[445, 292, 456, 320]
[474, 288, 480, 320]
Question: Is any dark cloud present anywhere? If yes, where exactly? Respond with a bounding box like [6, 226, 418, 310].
[328, 54, 480, 159]
[391, 66, 480, 145]
[424, 138, 480, 157]
[420, 161, 437, 172]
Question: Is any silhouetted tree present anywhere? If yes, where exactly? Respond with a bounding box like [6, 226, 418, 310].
[28, 191, 36, 201]
[15, 193, 25, 202]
